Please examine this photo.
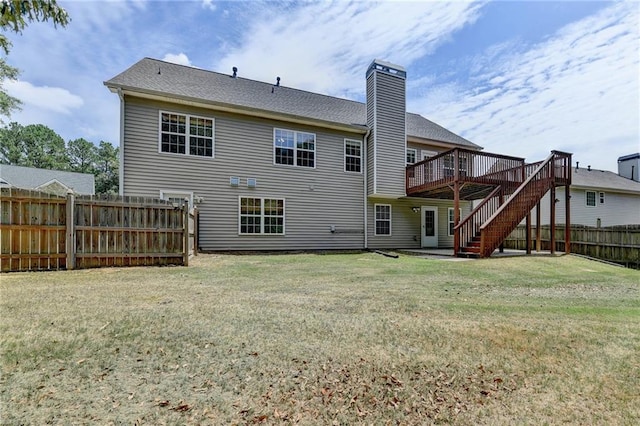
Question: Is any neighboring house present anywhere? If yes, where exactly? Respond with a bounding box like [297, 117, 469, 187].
[0, 164, 95, 196]
[618, 153, 639, 182]
[531, 162, 640, 227]
[105, 58, 570, 255]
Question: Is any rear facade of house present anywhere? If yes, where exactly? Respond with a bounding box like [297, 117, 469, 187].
[105, 59, 481, 251]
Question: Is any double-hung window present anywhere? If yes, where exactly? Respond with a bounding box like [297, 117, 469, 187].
[160, 112, 214, 157]
[406, 148, 417, 165]
[443, 154, 468, 178]
[274, 129, 315, 168]
[586, 191, 596, 207]
[239, 197, 285, 235]
[344, 139, 362, 173]
[375, 204, 391, 236]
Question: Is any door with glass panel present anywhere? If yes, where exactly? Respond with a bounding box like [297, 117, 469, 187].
[421, 206, 438, 247]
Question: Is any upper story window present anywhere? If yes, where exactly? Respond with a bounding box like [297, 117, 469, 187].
[345, 139, 362, 173]
[274, 128, 315, 168]
[160, 112, 214, 157]
[406, 148, 417, 165]
[586, 190, 596, 207]
[444, 154, 468, 178]
[599, 192, 605, 204]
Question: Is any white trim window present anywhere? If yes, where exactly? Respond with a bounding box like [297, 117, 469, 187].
[375, 204, 392, 236]
[344, 139, 362, 173]
[444, 154, 468, 178]
[159, 111, 214, 157]
[274, 128, 315, 168]
[599, 192, 605, 205]
[239, 197, 285, 235]
[586, 190, 596, 207]
[406, 148, 417, 165]
[448, 207, 462, 236]
[160, 190, 193, 206]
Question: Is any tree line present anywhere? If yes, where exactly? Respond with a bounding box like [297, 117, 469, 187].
[0, 122, 119, 194]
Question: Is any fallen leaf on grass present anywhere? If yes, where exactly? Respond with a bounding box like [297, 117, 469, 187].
[171, 404, 192, 412]
[157, 400, 170, 407]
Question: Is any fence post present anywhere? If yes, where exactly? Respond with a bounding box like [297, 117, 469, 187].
[183, 200, 189, 266]
[193, 208, 199, 256]
[66, 191, 75, 270]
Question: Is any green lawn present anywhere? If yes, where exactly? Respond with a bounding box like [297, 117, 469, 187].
[1, 253, 638, 424]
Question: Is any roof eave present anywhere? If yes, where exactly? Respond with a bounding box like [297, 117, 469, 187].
[106, 83, 368, 135]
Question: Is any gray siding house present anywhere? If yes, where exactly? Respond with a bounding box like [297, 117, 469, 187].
[531, 163, 640, 227]
[105, 58, 485, 251]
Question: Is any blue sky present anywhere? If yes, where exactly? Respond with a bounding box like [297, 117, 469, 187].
[4, 0, 639, 172]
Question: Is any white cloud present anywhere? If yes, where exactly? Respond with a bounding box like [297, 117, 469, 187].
[162, 53, 192, 66]
[202, 0, 217, 12]
[414, 2, 640, 171]
[5, 80, 84, 114]
[215, 1, 484, 96]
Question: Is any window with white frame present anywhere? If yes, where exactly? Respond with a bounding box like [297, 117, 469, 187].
[344, 139, 362, 173]
[586, 190, 596, 207]
[375, 204, 391, 236]
[239, 197, 285, 235]
[274, 128, 315, 168]
[599, 192, 605, 205]
[406, 148, 417, 165]
[160, 190, 193, 206]
[160, 112, 214, 157]
[444, 154, 468, 177]
[448, 207, 462, 236]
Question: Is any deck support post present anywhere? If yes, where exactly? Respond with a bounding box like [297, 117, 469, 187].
[565, 185, 571, 254]
[525, 212, 531, 254]
[535, 202, 541, 252]
[550, 185, 556, 255]
[453, 149, 460, 256]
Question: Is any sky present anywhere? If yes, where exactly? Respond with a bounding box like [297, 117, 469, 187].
[4, 0, 639, 172]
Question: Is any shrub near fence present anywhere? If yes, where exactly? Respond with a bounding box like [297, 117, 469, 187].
[0, 188, 198, 272]
[504, 224, 640, 268]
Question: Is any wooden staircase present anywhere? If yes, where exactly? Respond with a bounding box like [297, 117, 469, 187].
[455, 151, 572, 258]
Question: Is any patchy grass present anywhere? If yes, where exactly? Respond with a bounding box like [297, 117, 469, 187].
[1, 253, 638, 424]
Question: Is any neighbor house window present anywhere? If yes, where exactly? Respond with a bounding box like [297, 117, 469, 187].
[599, 192, 605, 204]
[375, 204, 391, 236]
[160, 190, 193, 207]
[344, 139, 362, 173]
[586, 191, 596, 207]
[406, 148, 417, 165]
[448, 207, 462, 236]
[160, 112, 214, 157]
[239, 197, 285, 235]
[274, 128, 315, 168]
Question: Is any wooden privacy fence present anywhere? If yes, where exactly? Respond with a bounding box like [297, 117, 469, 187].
[504, 224, 640, 268]
[0, 188, 198, 272]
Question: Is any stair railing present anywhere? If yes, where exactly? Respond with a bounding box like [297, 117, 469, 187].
[478, 152, 558, 257]
[454, 185, 503, 255]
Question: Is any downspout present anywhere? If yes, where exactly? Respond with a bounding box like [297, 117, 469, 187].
[117, 88, 125, 196]
[363, 129, 371, 249]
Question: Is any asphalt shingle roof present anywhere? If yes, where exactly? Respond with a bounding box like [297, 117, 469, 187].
[105, 58, 480, 149]
[572, 167, 640, 193]
[0, 164, 95, 195]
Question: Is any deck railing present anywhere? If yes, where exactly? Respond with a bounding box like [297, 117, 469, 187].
[477, 151, 571, 257]
[406, 148, 525, 196]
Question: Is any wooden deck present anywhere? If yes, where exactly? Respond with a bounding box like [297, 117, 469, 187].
[406, 148, 573, 258]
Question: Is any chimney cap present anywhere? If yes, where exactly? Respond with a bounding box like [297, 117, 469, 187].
[366, 59, 406, 79]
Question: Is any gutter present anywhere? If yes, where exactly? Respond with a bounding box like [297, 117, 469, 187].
[363, 129, 371, 249]
[117, 88, 125, 196]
